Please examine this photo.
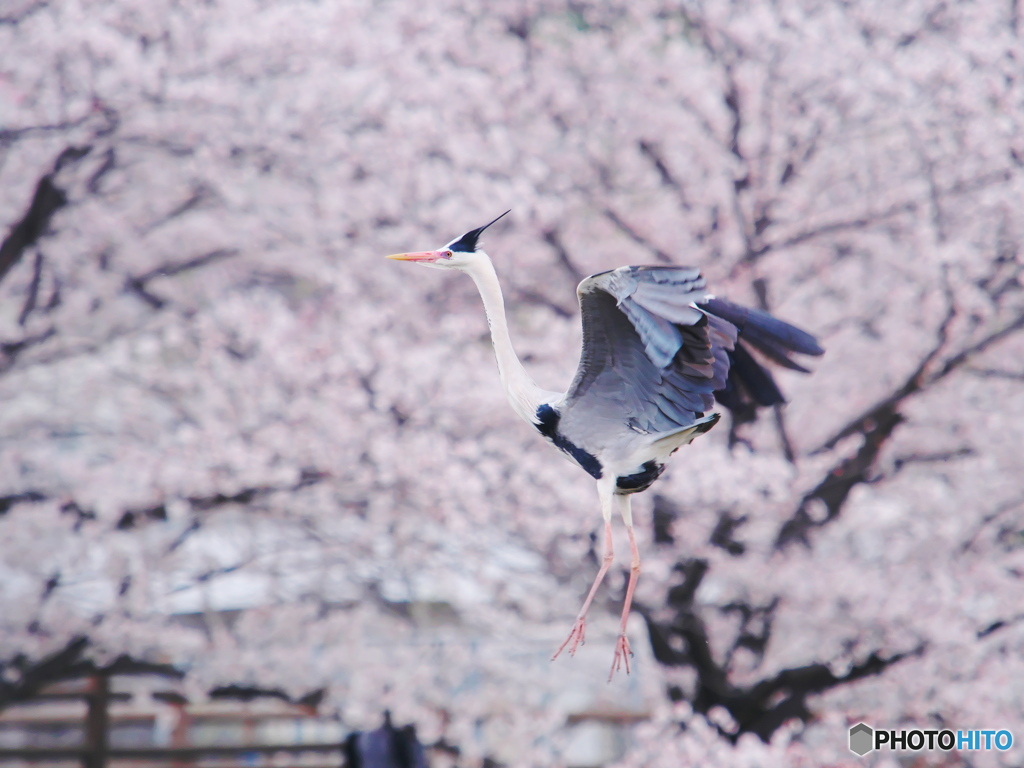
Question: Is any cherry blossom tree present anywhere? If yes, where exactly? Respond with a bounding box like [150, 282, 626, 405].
[1, 0, 1023, 765]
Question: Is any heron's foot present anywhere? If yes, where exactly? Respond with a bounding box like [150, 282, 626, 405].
[608, 633, 633, 680]
[552, 617, 587, 661]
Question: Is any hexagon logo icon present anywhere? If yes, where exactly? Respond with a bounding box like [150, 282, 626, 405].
[849, 723, 874, 756]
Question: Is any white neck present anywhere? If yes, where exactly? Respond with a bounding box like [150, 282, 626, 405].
[464, 254, 550, 424]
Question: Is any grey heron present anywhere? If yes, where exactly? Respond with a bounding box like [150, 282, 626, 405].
[387, 212, 823, 679]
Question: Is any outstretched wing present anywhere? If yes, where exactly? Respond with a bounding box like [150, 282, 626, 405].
[556, 266, 822, 450]
[557, 266, 724, 445]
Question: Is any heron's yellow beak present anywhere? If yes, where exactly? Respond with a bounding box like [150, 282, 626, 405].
[386, 250, 442, 262]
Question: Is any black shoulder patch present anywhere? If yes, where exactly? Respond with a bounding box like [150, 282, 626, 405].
[534, 404, 603, 479]
[535, 403, 560, 439]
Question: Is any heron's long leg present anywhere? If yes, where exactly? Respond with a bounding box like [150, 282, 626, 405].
[552, 487, 615, 661]
[610, 494, 639, 680]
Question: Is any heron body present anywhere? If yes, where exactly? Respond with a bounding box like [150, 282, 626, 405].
[387, 213, 823, 678]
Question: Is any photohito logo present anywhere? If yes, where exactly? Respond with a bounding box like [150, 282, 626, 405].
[849, 723, 1013, 756]
[849, 723, 873, 756]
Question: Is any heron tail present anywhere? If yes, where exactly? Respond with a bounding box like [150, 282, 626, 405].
[698, 298, 824, 414]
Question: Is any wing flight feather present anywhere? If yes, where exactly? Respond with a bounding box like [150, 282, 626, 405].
[554, 266, 823, 453]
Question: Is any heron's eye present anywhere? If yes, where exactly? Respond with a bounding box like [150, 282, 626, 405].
[445, 250, 454, 258]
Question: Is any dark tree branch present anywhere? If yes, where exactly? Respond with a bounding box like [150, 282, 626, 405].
[0, 147, 92, 284]
[977, 613, 1024, 639]
[167, 520, 201, 553]
[511, 287, 573, 319]
[0, 637, 182, 712]
[17, 251, 44, 326]
[815, 273, 957, 453]
[781, 256, 1024, 546]
[925, 310, 1024, 385]
[86, 147, 116, 194]
[721, 70, 744, 165]
[772, 406, 795, 463]
[41, 572, 60, 601]
[0, 2, 49, 25]
[891, 447, 974, 473]
[749, 201, 917, 264]
[639, 560, 922, 743]
[542, 227, 585, 283]
[0, 490, 47, 515]
[602, 208, 674, 263]
[819, 307, 1024, 457]
[965, 366, 1024, 380]
[709, 511, 747, 556]
[187, 562, 250, 586]
[750, 277, 798, 463]
[638, 139, 691, 210]
[748, 163, 1014, 266]
[209, 684, 292, 703]
[720, 597, 778, 671]
[188, 486, 273, 511]
[143, 184, 215, 233]
[134, 247, 238, 284]
[651, 494, 681, 546]
[116, 503, 167, 530]
[718, 66, 760, 263]
[776, 406, 903, 548]
[61, 501, 97, 532]
[959, 496, 1024, 554]
[167, 469, 328, 551]
[0, 637, 89, 710]
[0, 118, 83, 147]
[123, 276, 166, 308]
[0, 327, 56, 373]
[125, 248, 238, 309]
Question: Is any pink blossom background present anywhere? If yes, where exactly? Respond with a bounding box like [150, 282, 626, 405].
[1, 0, 1023, 765]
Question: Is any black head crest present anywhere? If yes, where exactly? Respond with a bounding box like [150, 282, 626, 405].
[447, 210, 511, 253]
